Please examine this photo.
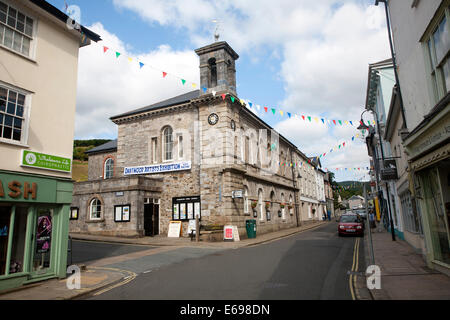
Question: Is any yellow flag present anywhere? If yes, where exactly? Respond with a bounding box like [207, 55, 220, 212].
[280, 110, 284, 116]
[128, 57, 133, 62]
[192, 83, 197, 88]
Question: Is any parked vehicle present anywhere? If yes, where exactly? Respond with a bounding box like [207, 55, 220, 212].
[338, 214, 364, 237]
[353, 208, 367, 220]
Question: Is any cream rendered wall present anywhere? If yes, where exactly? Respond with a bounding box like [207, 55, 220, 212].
[388, 0, 442, 130]
[0, 0, 80, 178]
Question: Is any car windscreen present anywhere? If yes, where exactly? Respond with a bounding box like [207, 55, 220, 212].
[340, 215, 359, 223]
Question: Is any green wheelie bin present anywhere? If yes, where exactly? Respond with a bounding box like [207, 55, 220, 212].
[246, 219, 257, 239]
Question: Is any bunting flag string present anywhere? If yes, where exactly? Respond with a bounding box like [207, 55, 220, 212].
[318, 133, 368, 160]
[100, 43, 200, 90]
[98, 42, 376, 128]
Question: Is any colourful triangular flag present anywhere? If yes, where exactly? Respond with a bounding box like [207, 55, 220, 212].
[287, 112, 291, 118]
[103, 46, 109, 53]
[162, 72, 168, 78]
[181, 79, 186, 85]
[272, 108, 276, 115]
[139, 62, 144, 69]
[202, 87, 208, 93]
[230, 96, 235, 103]
[221, 94, 226, 100]
[115, 52, 121, 58]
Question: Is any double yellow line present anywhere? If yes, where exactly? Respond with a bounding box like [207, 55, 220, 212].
[349, 237, 360, 300]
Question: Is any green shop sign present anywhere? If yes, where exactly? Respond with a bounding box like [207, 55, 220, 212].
[21, 150, 72, 173]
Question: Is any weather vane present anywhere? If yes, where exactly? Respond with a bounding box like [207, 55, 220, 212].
[212, 19, 221, 42]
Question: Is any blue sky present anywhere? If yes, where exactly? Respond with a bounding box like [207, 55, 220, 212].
[48, 0, 390, 182]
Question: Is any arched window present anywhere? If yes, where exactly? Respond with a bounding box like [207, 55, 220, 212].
[281, 193, 285, 219]
[104, 158, 114, 179]
[244, 187, 249, 215]
[89, 198, 102, 220]
[163, 126, 173, 161]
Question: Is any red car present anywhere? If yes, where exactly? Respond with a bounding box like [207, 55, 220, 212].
[338, 214, 364, 237]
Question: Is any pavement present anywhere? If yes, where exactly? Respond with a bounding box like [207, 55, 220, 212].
[0, 220, 327, 300]
[363, 223, 450, 300]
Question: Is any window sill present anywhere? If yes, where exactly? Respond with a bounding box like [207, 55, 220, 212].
[0, 44, 37, 64]
[86, 219, 105, 224]
[0, 138, 29, 148]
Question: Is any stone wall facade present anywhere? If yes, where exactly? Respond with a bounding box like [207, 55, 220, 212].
[70, 41, 325, 240]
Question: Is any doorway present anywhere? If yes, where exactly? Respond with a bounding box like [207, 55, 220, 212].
[144, 199, 159, 237]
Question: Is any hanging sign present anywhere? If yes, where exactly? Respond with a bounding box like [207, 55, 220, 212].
[21, 150, 72, 173]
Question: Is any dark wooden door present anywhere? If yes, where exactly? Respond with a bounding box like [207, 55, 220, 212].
[153, 204, 159, 236]
[144, 203, 153, 237]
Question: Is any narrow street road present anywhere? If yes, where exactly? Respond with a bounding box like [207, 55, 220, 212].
[80, 222, 365, 300]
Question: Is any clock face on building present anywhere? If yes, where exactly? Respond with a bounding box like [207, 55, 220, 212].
[208, 113, 219, 126]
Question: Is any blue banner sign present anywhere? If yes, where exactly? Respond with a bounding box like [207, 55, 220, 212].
[124, 161, 192, 176]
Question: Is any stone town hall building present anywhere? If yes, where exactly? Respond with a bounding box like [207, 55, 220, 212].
[70, 41, 326, 238]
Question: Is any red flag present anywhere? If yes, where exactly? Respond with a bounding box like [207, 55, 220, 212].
[264, 107, 268, 112]
[302, 115, 305, 120]
[162, 72, 168, 78]
[103, 46, 109, 53]
[343, 142, 346, 147]
[333, 120, 336, 125]
[221, 94, 226, 100]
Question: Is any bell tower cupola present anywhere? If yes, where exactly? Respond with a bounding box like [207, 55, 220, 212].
[195, 41, 239, 96]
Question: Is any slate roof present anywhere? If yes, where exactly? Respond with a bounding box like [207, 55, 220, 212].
[85, 139, 117, 154]
[110, 90, 200, 120]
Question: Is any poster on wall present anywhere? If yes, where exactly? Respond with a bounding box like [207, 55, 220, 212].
[36, 215, 52, 254]
[180, 203, 187, 220]
[115, 207, 122, 221]
[123, 206, 130, 221]
[173, 204, 179, 220]
[194, 202, 201, 218]
[187, 203, 194, 220]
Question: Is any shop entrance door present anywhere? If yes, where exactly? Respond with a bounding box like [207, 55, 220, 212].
[144, 200, 159, 237]
[0, 206, 12, 275]
[31, 208, 54, 277]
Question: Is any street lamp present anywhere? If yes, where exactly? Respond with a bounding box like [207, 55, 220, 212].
[358, 109, 396, 241]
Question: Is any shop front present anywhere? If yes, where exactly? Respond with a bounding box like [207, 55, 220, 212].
[0, 170, 72, 291]
[405, 104, 450, 274]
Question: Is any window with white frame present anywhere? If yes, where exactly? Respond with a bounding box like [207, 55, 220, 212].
[104, 158, 114, 179]
[244, 187, 249, 215]
[0, 1, 34, 57]
[163, 126, 173, 161]
[89, 198, 102, 220]
[0, 84, 26, 143]
[400, 191, 423, 234]
[425, 5, 450, 102]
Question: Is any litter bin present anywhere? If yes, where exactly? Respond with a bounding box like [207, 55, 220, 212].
[246, 220, 257, 239]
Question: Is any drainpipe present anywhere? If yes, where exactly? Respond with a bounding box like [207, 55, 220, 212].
[375, 0, 408, 133]
[290, 150, 300, 227]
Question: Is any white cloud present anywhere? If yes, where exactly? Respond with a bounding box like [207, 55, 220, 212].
[75, 23, 199, 139]
[77, 1, 388, 181]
